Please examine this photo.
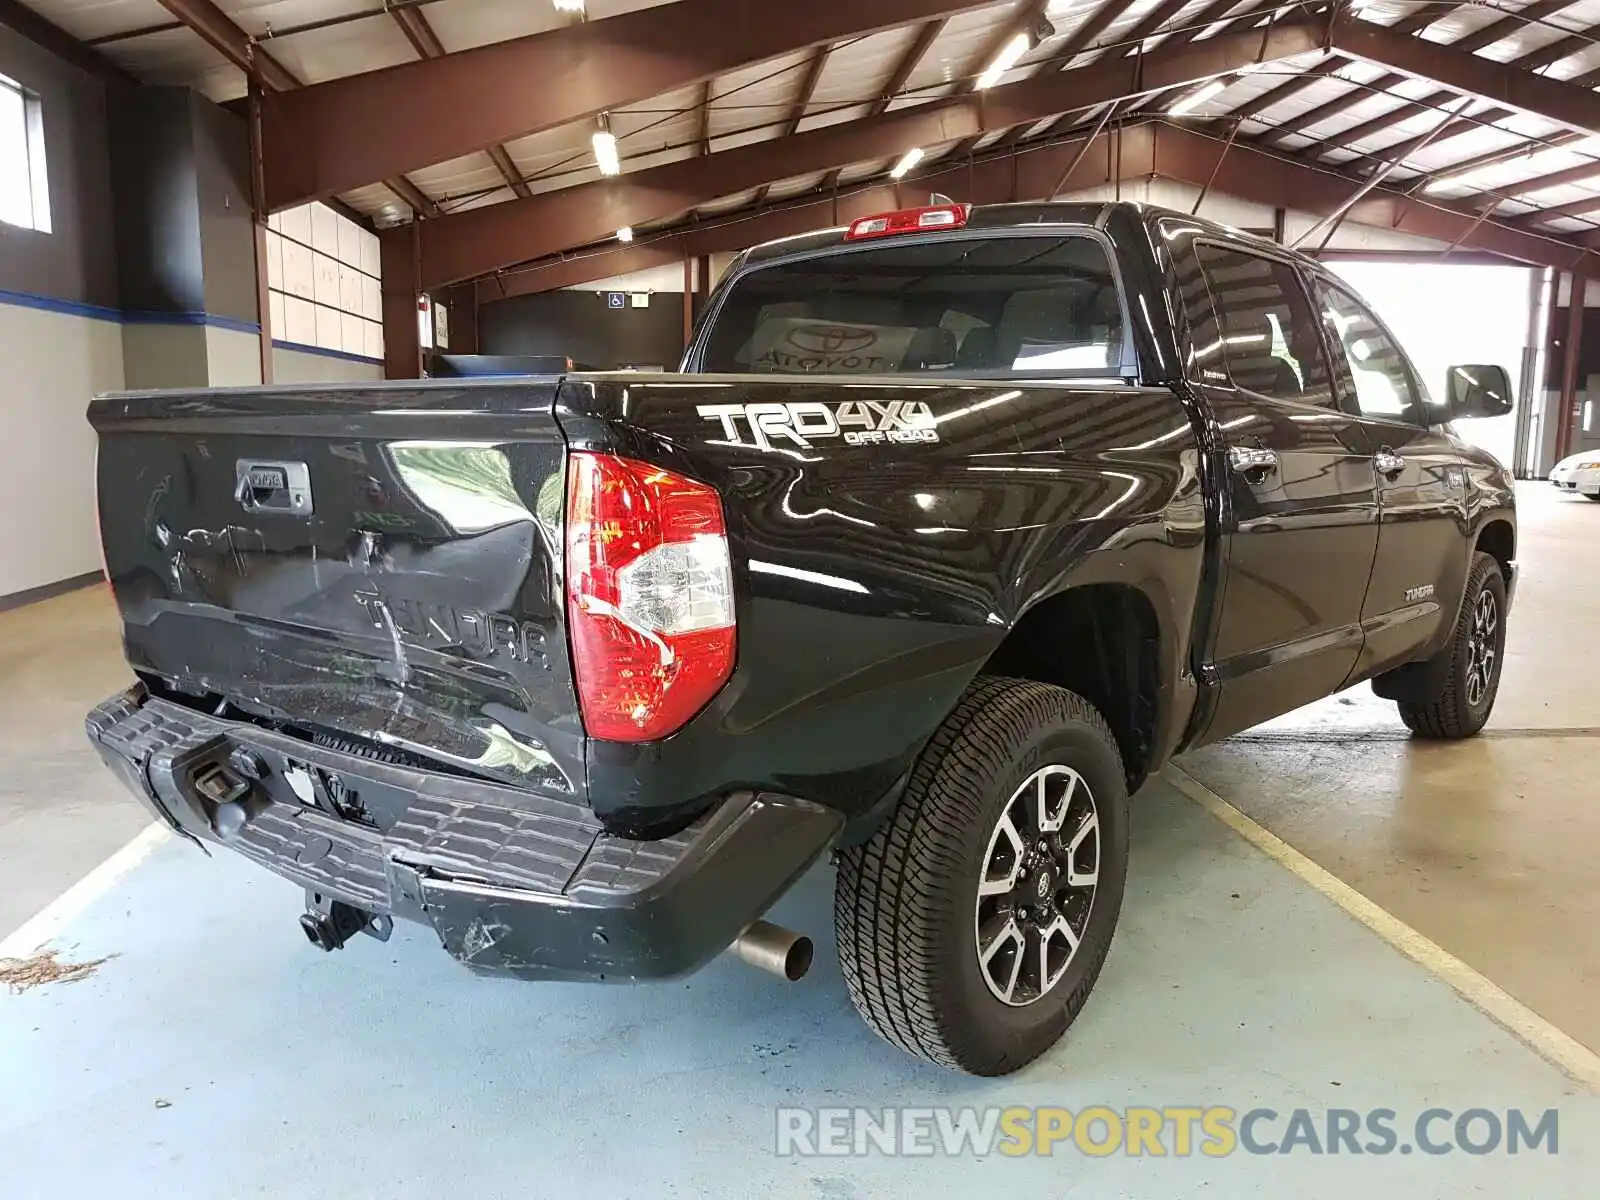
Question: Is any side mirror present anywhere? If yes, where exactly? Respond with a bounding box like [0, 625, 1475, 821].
[1445, 364, 1514, 419]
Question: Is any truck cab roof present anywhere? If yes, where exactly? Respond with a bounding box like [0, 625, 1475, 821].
[734, 200, 1301, 273]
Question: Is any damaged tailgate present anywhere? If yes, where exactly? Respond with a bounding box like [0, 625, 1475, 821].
[87, 379, 583, 798]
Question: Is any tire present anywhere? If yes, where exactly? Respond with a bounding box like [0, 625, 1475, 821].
[1397, 552, 1507, 739]
[1585, 493, 1600, 503]
[833, 676, 1130, 1075]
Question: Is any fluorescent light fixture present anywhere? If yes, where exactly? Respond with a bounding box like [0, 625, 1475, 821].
[977, 33, 1029, 89]
[592, 129, 620, 176]
[554, 0, 585, 12]
[617, 226, 634, 243]
[890, 147, 924, 180]
[1168, 79, 1228, 116]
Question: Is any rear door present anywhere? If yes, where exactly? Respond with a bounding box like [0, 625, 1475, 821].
[1181, 240, 1381, 743]
[1309, 276, 1470, 679]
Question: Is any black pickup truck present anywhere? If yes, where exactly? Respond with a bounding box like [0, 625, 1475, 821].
[86, 201, 1516, 1075]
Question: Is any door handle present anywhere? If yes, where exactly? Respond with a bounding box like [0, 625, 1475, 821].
[1374, 449, 1407, 479]
[1228, 445, 1279, 476]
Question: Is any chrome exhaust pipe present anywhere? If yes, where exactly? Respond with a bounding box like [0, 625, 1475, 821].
[728, 920, 813, 981]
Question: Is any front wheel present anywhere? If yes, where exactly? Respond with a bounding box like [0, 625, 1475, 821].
[833, 677, 1130, 1075]
[1398, 552, 1507, 739]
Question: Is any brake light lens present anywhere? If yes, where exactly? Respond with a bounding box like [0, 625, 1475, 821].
[845, 204, 970, 241]
[565, 452, 736, 742]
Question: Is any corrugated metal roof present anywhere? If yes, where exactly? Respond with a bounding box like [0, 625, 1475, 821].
[23, 0, 1600, 253]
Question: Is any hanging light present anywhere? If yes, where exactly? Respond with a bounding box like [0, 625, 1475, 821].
[890, 148, 925, 180]
[593, 115, 620, 176]
[1168, 79, 1229, 116]
[977, 33, 1030, 89]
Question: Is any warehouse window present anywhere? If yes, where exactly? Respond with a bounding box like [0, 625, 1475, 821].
[0, 74, 50, 233]
[266, 202, 383, 360]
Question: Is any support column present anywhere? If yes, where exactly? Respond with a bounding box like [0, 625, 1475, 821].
[1557, 265, 1587, 465]
[380, 226, 422, 379]
[247, 78, 273, 383]
[682, 257, 695, 348]
[443, 284, 478, 354]
[110, 87, 264, 389]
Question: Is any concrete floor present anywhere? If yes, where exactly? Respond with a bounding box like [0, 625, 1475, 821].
[1182, 481, 1600, 1054]
[2, 482, 1597, 1196]
[0, 584, 141, 934]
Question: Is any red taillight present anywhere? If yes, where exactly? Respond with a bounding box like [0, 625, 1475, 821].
[845, 204, 970, 241]
[565, 452, 736, 743]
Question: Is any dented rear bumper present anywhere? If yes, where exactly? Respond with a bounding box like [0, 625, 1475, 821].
[85, 688, 841, 982]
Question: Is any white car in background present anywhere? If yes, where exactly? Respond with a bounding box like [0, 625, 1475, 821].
[1551, 450, 1600, 500]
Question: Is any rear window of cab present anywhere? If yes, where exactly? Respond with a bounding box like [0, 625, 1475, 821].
[699, 233, 1129, 380]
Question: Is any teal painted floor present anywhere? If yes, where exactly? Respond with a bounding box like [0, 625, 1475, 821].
[2, 777, 1595, 1199]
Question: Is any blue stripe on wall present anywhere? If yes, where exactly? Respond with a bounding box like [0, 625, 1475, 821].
[1, 287, 382, 367]
[0, 287, 122, 323]
[0, 287, 262, 334]
[123, 309, 262, 335]
[272, 339, 383, 366]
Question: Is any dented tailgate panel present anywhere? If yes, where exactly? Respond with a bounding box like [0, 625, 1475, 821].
[87, 381, 584, 799]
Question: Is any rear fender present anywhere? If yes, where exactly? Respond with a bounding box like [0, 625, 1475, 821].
[557, 375, 1205, 832]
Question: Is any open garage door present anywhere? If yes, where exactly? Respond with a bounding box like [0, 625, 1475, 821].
[1328, 261, 1537, 471]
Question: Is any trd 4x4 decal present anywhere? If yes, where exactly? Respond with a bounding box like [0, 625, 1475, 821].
[697, 400, 939, 451]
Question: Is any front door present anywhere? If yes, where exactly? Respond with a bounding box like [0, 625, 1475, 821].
[1182, 242, 1381, 743]
[1310, 278, 1470, 680]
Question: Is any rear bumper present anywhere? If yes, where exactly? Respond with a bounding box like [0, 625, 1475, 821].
[86, 688, 841, 982]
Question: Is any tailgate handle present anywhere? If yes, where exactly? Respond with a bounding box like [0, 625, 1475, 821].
[235, 460, 313, 516]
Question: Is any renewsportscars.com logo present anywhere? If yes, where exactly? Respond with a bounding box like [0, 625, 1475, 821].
[774, 1105, 1560, 1159]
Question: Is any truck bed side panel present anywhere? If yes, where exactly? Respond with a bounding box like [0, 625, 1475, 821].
[557, 374, 1205, 826]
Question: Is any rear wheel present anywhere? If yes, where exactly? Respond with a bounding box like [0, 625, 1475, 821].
[833, 676, 1129, 1075]
[1398, 552, 1507, 739]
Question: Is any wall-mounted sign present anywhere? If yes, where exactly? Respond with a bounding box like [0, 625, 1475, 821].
[416, 294, 434, 350]
[606, 292, 625, 309]
[630, 292, 650, 309]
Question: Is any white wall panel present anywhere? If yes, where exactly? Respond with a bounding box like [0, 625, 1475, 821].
[336, 215, 365, 269]
[279, 204, 312, 246]
[266, 230, 284, 290]
[315, 303, 342, 351]
[359, 230, 380, 278]
[360, 274, 381, 321]
[310, 202, 340, 255]
[312, 251, 340, 308]
[338, 262, 362, 315]
[0, 305, 124, 597]
[340, 311, 366, 356]
[283, 294, 316, 344]
[281, 237, 314, 299]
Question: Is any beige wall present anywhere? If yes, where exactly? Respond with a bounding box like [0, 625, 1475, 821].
[0, 304, 124, 596]
[205, 326, 264, 387]
[271, 345, 383, 384]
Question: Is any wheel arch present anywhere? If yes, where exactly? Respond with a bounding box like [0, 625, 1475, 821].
[1475, 517, 1515, 578]
[981, 582, 1169, 793]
